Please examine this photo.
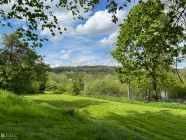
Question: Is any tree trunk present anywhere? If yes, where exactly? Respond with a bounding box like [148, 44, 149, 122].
[152, 79, 157, 101]
[127, 80, 130, 99]
[148, 88, 151, 100]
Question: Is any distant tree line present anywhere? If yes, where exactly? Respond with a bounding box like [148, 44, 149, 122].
[52, 66, 117, 75]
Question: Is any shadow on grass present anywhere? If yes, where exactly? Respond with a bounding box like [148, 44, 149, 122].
[5, 93, 185, 140]
[103, 110, 186, 140]
[32, 99, 107, 109]
[0, 99, 147, 140]
[31, 97, 186, 139]
[30, 98, 186, 140]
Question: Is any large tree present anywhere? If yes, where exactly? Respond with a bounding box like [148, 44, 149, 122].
[0, 32, 49, 93]
[112, 0, 185, 100]
[0, 0, 185, 47]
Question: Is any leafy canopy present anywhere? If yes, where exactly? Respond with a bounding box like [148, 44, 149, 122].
[0, 0, 185, 47]
[0, 32, 49, 93]
[112, 0, 185, 97]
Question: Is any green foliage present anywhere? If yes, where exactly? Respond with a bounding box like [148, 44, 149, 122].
[84, 74, 128, 96]
[45, 72, 73, 93]
[0, 0, 184, 47]
[0, 0, 133, 47]
[0, 32, 49, 94]
[72, 73, 84, 95]
[52, 66, 116, 75]
[47, 72, 129, 96]
[112, 0, 185, 99]
[45, 79, 58, 91]
[47, 68, 186, 99]
[46, 72, 85, 94]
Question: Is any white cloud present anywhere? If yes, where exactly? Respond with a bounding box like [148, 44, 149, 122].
[71, 56, 96, 66]
[60, 50, 73, 59]
[60, 50, 73, 54]
[0, 0, 92, 43]
[99, 30, 119, 46]
[71, 59, 95, 66]
[60, 53, 71, 59]
[0, 2, 14, 15]
[100, 59, 121, 66]
[74, 10, 126, 35]
[39, 9, 92, 43]
[81, 50, 94, 54]
[38, 0, 92, 43]
[39, 11, 75, 43]
[43, 54, 62, 67]
[41, 44, 120, 67]
[50, 34, 65, 43]
[70, 57, 121, 66]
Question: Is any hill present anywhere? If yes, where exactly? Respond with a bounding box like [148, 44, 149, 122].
[51, 66, 117, 74]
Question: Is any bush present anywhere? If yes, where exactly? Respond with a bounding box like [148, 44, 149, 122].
[45, 79, 58, 91]
[45, 72, 74, 93]
[84, 75, 128, 96]
[72, 74, 84, 95]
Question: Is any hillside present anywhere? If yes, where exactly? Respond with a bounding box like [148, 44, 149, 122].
[51, 66, 117, 74]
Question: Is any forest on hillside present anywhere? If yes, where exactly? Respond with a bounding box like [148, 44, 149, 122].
[52, 66, 117, 75]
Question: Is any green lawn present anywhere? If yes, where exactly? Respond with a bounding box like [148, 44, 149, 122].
[0, 90, 186, 140]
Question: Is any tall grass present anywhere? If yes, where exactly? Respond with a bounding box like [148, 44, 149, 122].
[0, 90, 62, 119]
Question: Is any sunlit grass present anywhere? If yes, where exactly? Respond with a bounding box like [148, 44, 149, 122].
[78, 93, 186, 109]
[1, 90, 186, 140]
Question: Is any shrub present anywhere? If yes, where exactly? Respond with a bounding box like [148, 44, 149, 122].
[45, 79, 58, 91]
[46, 73, 74, 93]
[84, 75, 128, 96]
[72, 74, 84, 95]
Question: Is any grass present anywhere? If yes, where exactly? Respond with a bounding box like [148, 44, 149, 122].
[0, 90, 186, 140]
[78, 93, 186, 109]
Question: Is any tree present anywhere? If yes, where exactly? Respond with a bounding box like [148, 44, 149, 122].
[0, 0, 185, 47]
[112, 0, 185, 100]
[70, 73, 84, 95]
[115, 68, 139, 99]
[0, 32, 49, 93]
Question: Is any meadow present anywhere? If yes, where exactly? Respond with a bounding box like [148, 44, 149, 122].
[0, 90, 186, 140]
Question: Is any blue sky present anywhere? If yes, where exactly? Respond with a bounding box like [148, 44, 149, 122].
[0, 0, 137, 67]
[0, 1, 185, 68]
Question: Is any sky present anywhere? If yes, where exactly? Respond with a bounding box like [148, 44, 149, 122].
[0, 0, 137, 67]
[0, 0, 185, 68]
